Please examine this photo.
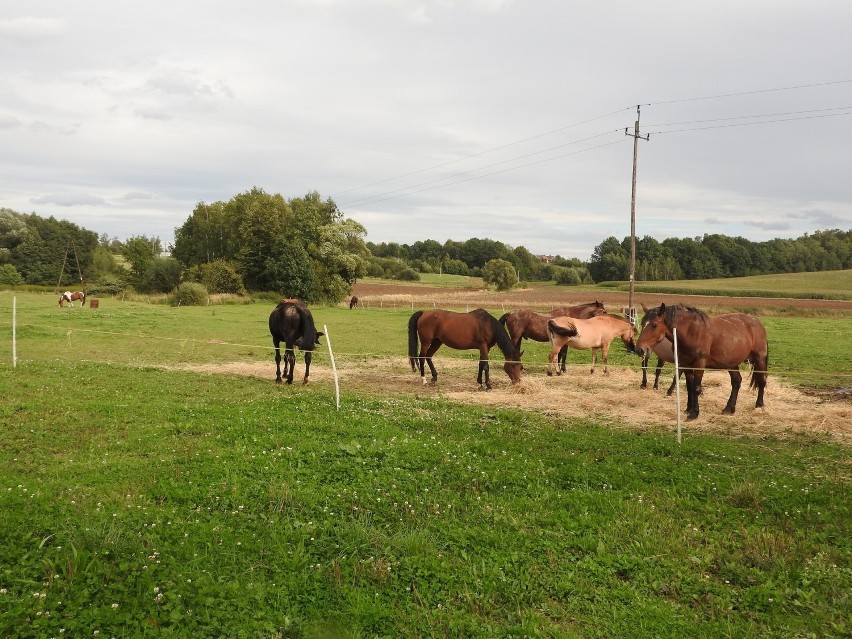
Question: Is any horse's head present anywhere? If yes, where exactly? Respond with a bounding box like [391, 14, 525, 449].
[636, 303, 670, 351]
[503, 349, 524, 384]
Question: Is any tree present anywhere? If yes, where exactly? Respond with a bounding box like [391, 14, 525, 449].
[588, 236, 628, 282]
[122, 236, 158, 283]
[482, 258, 517, 291]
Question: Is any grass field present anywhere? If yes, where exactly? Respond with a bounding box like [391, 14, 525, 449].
[1, 292, 850, 637]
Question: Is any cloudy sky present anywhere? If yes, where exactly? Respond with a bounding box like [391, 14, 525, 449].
[2, 0, 851, 260]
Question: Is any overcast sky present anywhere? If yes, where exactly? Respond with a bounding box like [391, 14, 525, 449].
[2, 1, 851, 260]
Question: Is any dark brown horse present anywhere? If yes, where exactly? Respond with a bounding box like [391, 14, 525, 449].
[408, 308, 522, 390]
[349, 295, 359, 309]
[637, 304, 679, 395]
[269, 300, 323, 385]
[636, 303, 768, 420]
[499, 301, 606, 372]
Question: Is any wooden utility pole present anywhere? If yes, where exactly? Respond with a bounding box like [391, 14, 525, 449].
[625, 105, 649, 326]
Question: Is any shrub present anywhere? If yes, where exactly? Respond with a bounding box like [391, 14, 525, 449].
[0, 264, 24, 287]
[186, 260, 247, 295]
[556, 267, 582, 286]
[397, 268, 420, 281]
[482, 258, 516, 291]
[170, 282, 208, 306]
[87, 275, 128, 296]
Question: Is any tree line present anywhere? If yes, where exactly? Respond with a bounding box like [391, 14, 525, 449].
[1, 196, 850, 301]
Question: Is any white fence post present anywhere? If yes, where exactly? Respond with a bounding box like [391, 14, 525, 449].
[673, 326, 681, 444]
[323, 324, 340, 410]
[12, 296, 17, 368]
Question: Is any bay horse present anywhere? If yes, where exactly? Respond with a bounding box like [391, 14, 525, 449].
[546, 314, 636, 376]
[349, 295, 359, 309]
[638, 304, 679, 395]
[59, 291, 86, 307]
[636, 303, 768, 420]
[408, 308, 522, 390]
[268, 300, 323, 385]
[499, 301, 607, 372]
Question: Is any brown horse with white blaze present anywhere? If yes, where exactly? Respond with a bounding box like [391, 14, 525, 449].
[546, 314, 636, 376]
[408, 308, 522, 390]
[499, 301, 607, 372]
[636, 303, 768, 420]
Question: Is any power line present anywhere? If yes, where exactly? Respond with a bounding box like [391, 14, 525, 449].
[645, 105, 852, 127]
[339, 129, 623, 208]
[646, 110, 852, 136]
[645, 79, 852, 106]
[344, 138, 629, 208]
[331, 107, 633, 198]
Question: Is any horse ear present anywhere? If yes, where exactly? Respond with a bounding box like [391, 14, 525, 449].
[659, 302, 666, 313]
[641, 303, 649, 312]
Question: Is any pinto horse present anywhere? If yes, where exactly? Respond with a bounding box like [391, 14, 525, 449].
[546, 314, 636, 376]
[59, 291, 86, 307]
[408, 308, 522, 390]
[499, 301, 606, 372]
[268, 300, 324, 385]
[636, 303, 768, 420]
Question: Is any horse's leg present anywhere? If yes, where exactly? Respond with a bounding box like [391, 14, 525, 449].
[478, 346, 491, 390]
[589, 348, 598, 374]
[422, 340, 440, 385]
[722, 369, 742, 414]
[640, 350, 650, 388]
[601, 343, 610, 375]
[654, 357, 664, 390]
[558, 345, 569, 374]
[684, 370, 699, 420]
[302, 352, 312, 385]
[547, 344, 560, 376]
[284, 342, 296, 385]
[666, 369, 678, 396]
[273, 339, 283, 383]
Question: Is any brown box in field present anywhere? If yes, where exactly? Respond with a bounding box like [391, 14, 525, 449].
[89, 299, 99, 309]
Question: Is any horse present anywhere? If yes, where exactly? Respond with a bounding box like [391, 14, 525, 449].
[349, 295, 359, 309]
[59, 291, 86, 307]
[546, 314, 636, 376]
[268, 300, 324, 385]
[637, 304, 679, 395]
[408, 308, 522, 390]
[499, 301, 607, 372]
[635, 303, 768, 420]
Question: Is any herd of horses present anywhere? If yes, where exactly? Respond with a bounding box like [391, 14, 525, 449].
[270, 297, 769, 421]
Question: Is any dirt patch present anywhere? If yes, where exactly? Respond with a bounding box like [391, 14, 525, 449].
[175, 357, 851, 445]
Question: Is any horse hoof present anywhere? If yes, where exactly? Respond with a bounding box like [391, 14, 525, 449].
[547, 371, 553, 377]
[686, 412, 699, 421]
[722, 407, 735, 415]
[302, 379, 309, 385]
[275, 379, 282, 384]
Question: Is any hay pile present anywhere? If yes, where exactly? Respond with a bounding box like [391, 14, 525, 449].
[177, 356, 851, 445]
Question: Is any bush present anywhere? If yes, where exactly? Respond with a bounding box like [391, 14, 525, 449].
[482, 258, 516, 291]
[170, 282, 208, 306]
[0, 264, 24, 287]
[87, 275, 128, 296]
[397, 268, 420, 281]
[556, 267, 582, 286]
[186, 260, 247, 295]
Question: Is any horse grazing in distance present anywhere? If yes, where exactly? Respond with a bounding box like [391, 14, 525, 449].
[349, 295, 359, 309]
[269, 300, 324, 385]
[499, 301, 606, 372]
[636, 303, 768, 420]
[408, 308, 522, 390]
[546, 314, 636, 376]
[59, 291, 86, 307]
[637, 304, 680, 395]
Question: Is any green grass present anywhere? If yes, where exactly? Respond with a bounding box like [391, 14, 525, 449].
[604, 269, 852, 300]
[0, 292, 850, 636]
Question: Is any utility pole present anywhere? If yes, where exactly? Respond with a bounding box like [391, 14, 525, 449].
[625, 104, 649, 327]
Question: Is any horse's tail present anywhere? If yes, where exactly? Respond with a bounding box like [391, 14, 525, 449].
[547, 319, 578, 340]
[749, 341, 769, 390]
[408, 310, 424, 370]
[498, 312, 509, 327]
[295, 304, 321, 350]
[81, 292, 86, 306]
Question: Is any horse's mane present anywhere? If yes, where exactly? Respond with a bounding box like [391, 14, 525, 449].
[663, 304, 709, 327]
[483, 311, 519, 360]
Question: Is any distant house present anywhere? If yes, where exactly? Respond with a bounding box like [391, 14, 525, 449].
[538, 255, 554, 263]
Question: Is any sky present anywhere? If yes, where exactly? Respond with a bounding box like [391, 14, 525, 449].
[2, 0, 851, 261]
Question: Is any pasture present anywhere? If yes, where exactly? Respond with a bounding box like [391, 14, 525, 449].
[1, 291, 850, 637]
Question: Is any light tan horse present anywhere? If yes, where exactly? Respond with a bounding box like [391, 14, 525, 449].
[546, 314, 636, 376]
